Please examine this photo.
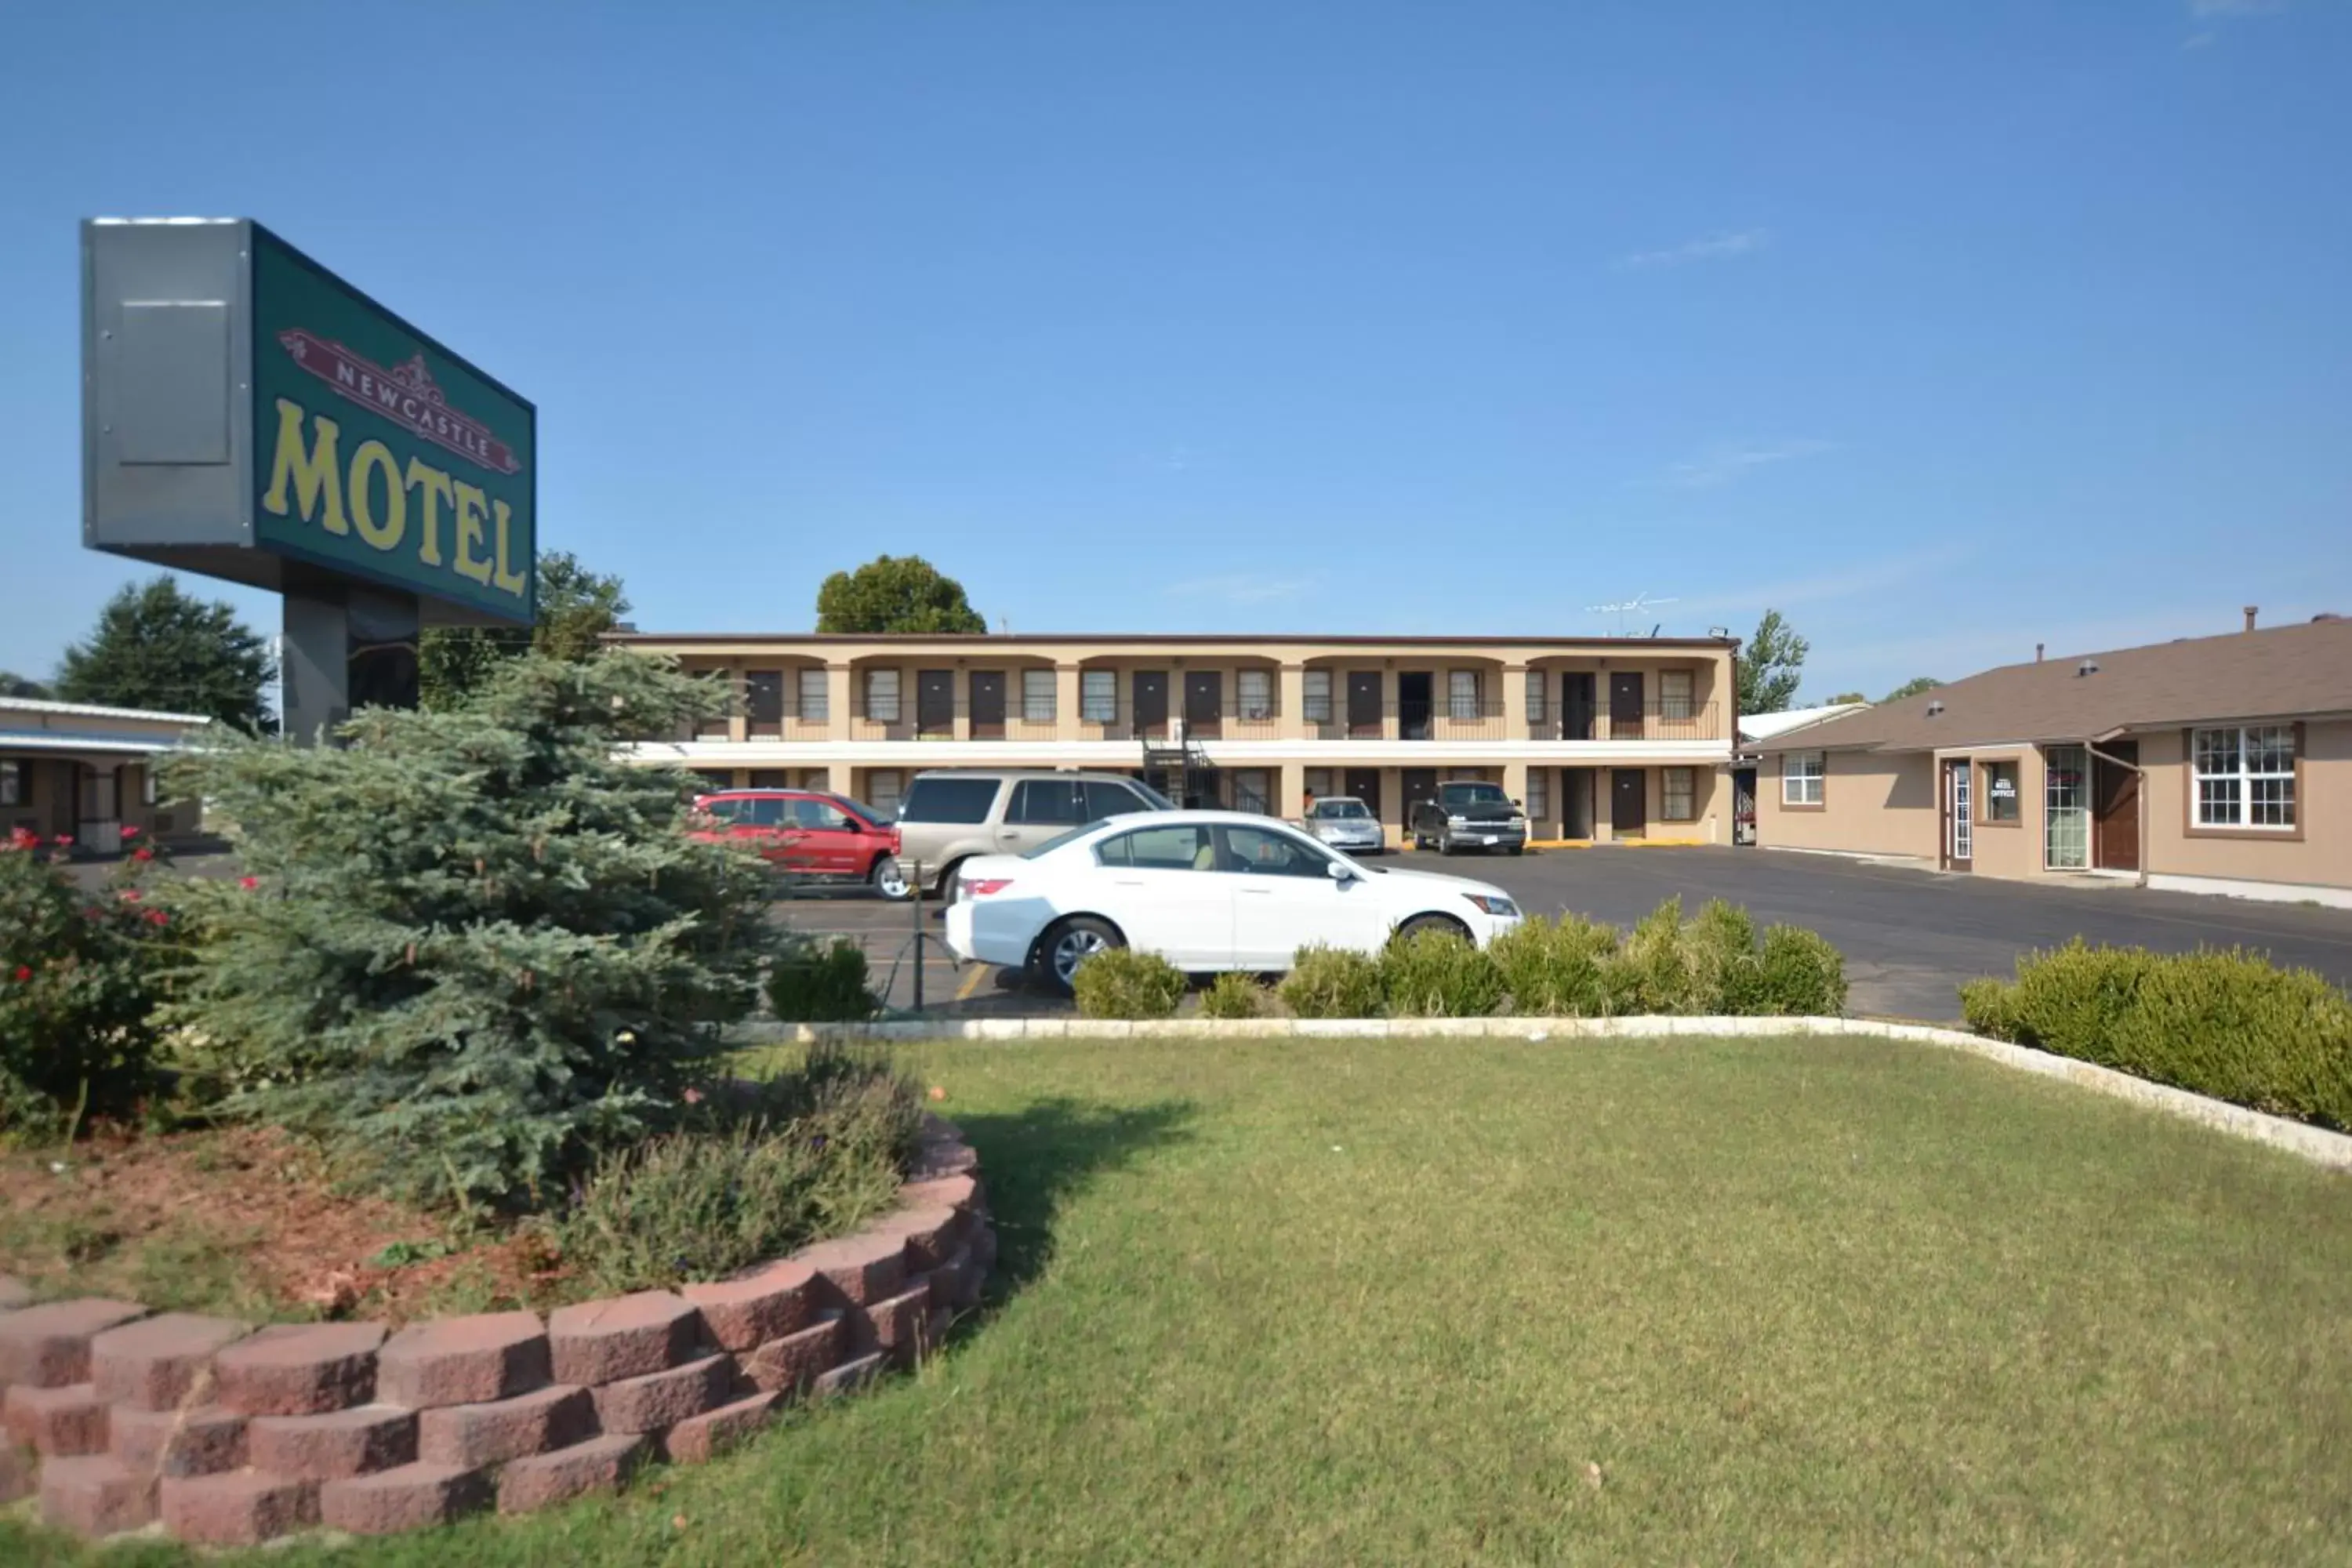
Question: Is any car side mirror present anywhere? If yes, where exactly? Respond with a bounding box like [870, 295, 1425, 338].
[1326, 859, 1354, 881]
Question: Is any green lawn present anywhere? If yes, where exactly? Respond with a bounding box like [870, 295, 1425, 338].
[10, 1034, 2352, 1565]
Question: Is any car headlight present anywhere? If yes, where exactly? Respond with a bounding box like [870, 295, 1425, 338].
[1462, 894, 1518, 917]
[1446, 815, 1469, 827]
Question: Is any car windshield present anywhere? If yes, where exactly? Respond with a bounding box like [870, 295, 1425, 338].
[1314, 800, 1371, 820]
[1022, 822, 1103, 859]
[1440, 782, 1509, 806]
[844, 798, 891, 825]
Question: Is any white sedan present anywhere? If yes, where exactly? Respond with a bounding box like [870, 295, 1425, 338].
[942, 809, 1524, 993]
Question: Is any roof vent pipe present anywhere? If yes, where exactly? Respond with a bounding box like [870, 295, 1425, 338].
[1926, 700, 1945, 717]
[2245, 605, 2259, 632]
[2035, 643, 2045, 662]
[2077, 659, 2100, 677]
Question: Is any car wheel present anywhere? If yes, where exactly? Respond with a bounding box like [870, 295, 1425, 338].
[869, 855, 911, 900]
[1437, 831, 1454, 855]
[936, 858, 967, 906]
[1396, 913, 1472, 944]
[1035, 916, 1123, 994]
[1505, 844, 1525, 857]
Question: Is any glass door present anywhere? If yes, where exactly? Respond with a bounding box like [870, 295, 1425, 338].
[2042, 745, 2089, 869]
[1945, 760, 1972, 869]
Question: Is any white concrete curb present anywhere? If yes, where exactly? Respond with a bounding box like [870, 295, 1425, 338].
[738, 1014, 2352, 1173]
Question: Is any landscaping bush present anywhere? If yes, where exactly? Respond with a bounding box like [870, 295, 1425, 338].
[1380, 927, 1507, 1018]
[1071, 947, 1187, 1020]
[1965, 944, 2352, 1128]
[554, 1046, 923, 1295]
[162, 653, 780, 1212]
[1566, 898, 1849, 1019]
[1200, 971, 1269, 1020]
[766, 937, 881, 1022]
[1748, 924, 1851, 1017]
[1608, 897, 1700, 1014]
[0, 827, 169, 1122]
[1682, 898, 1761, 1013]
[1279, 945, 1385, 1018]
[1491, 913, 1622, 1016]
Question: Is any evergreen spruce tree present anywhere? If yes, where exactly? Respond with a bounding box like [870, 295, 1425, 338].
[57, 576, 275, 730]
[166, 652, 774, 1210]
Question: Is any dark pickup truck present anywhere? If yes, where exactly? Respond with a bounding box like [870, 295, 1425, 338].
[1409, 781, 1529, 855]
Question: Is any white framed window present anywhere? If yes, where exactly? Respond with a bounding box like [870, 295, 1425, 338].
[1080, 670, 1116, 723]
[1022, 670, 1057, 723]
[1233, 769, 1272, 814]
[1660, 670, 1695, 721]
[1526, 768, 1548, 819]
[865, 768, 904, 818]
[1237, 670, 1273, 721]
[1303, 670, 1333, 723]
[1, 760, 23, 807]
[797, 668, 829, 720]
[865, 669, 901, 723]
[1448, 670, 1480, 720]
[2043, 744, 2089, 868]
[1525, 669, 1546, 721]
[1782, 751, 1824, 806]
[1663, 767, 1696, 822]
[2194, 725, 2296, 830]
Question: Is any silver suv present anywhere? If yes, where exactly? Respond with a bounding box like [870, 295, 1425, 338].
[895, 771, 1175, 898]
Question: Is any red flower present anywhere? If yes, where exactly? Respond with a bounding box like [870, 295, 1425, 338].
[6, 827, 35, 850]
[239, 876, 260, 891]
[145, 908, 169, 927]
[118, 888, 143, 902]
[119, 824, 140, 840]
[131, 846, 154, 862]
[9, 966, 29, 983]
[53, 834, 72, 848]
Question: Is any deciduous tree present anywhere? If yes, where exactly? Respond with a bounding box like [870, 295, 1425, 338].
[815, 555, 986, 634]
[1735, 610, 1809, 717]
[1881, 676, 1943, 702]
[419, 552, 631, 710]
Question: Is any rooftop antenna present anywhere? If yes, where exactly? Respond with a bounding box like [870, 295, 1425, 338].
[1583, 591, 1679, 636]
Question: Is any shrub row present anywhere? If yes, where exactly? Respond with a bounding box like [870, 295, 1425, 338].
[1960, 941, 2352, 1129]
[1071, 898, 1849, 1022]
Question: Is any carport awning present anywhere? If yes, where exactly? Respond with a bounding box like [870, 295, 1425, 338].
[0, 731, 186, 758]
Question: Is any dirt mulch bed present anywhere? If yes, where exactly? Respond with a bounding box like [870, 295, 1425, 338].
[0, 1124, 568, 1327]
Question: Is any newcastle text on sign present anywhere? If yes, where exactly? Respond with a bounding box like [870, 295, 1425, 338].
[279, 331, 524, 476]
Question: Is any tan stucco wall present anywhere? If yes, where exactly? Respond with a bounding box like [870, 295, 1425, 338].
[2140, 720, 2351, 891]
[1756, 750, 1938, 860]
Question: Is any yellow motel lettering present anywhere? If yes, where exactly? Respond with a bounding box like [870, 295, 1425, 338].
[260, 396, 528, 598]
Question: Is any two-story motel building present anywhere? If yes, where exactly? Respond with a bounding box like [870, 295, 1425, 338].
[611, 632, 1741, 845]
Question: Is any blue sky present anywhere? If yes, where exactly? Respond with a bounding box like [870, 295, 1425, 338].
[3, 1, 2346, 701]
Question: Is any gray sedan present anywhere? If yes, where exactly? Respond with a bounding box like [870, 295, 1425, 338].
[1302, 796, 1386, 855]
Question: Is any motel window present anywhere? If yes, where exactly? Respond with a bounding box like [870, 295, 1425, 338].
[1660, 670, 1695, 721]
[865, 670, 901, 723]
[1448, 670, 1480, 720]
[865, 769, 904, 819]
[1022, 670, 1057, 724]
[1663, 767, 1697, 822]
[2, 760, 22, 807]
[1238, 670, 1273, 722]
[745, 670, 783, 735]
[2194, 725, 2297, 830]
[1233, 769, 1272, 815]
[1303, 670, 1333, 724]
[1081, 670, 1117, 724]
[1980, 760, 2020, 823]
[1782, 752, 1824, 807]
[1525, 670, 1547, 722]
[797, 669, 829, 721]
[1526, 768, 1548, 820]
[1304, 768, 1334, 808]
[748, 770, 791, 789]
[2042, 745, 2089, 869]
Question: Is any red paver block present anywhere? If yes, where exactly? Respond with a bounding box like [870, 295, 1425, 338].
[877, 1203, 964, 1271]
[377, 1311, 550, 1409]
[160, 1468, 319, 1546]
[900, 1172, 982, 1214]
[924, 1247, 970, 1309]
[811, 1352, 884, 1399]
[681, 1260, 815, 1352]
[735, 1311, 845, 1396]
[321, 1461, 489, 1535]
[590, 1352, 732, 1436]
[909, 1139, 979, 1181]
[661, 1389, 779, 1465]
[417, 1383, 594, 1468]
[797, 1230, 907, 1308]
[214, 1321, 385, 1417]
[0, 1442, 31, 1506]
[4, 1381, 109, 1456]
[247, 1402, 416, 1480]
[110, 1402, 247, 1477]
[0, 1273, 31, 1312]
[496, 1432, 647, 1515]
[0, 1298, 147, 1389]
[863, 1285, 934, 1367]
[546, 1291, 698, 1386]
[90, 1312, 251, 1412]
[927, 1305, 954, 1345]
[38, 1455, 156, 1537]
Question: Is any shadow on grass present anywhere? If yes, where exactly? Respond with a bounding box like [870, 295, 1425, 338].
[954, 1095, 1195, 1303]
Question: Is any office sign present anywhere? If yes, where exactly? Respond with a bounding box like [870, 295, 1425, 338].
[85, 219, 535, 624]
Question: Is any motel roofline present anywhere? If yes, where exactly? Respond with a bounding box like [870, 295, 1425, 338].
[608, 630, 1742, 652]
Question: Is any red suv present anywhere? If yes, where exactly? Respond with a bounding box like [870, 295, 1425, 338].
[690, 789, 908, 899]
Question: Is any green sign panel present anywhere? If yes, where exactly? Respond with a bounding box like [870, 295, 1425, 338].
[250, 227, 536, 622]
